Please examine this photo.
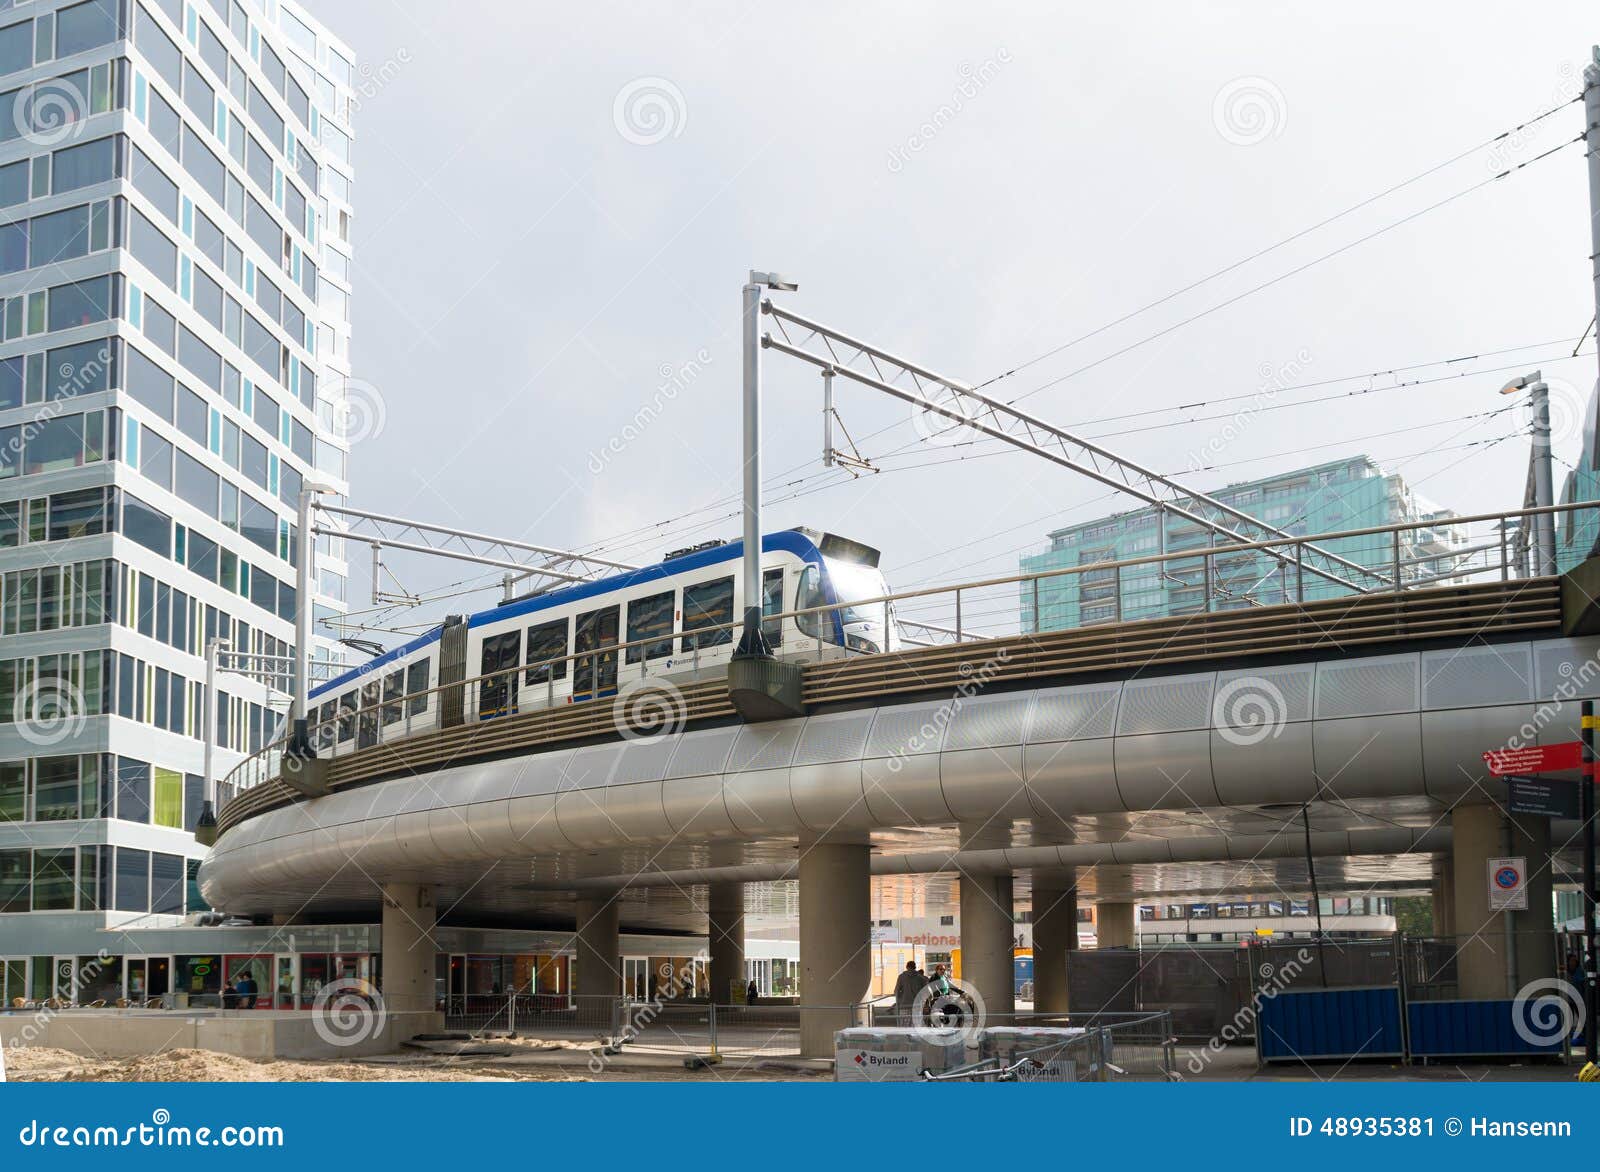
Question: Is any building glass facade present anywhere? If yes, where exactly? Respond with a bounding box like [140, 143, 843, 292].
[1019, 456, 1464, 632]
[0, 0, 354, 979]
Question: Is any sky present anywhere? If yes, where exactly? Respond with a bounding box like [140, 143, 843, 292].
[317, 0, 1600, 645]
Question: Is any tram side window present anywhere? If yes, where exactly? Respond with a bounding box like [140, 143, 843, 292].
[478, 630, 522, 717]
[573, 605, 620, 696]
[405, 659, 430, 715]
[681, 577, 733, 651]
[315, 699, 335, 750]
[625, 590, 674, 664]
[381, 669, 403, 726]
[796, 564, 826, 639]
[524, 617, 568, 684]
[762, 568, 783, 647]
[358, 679, 380, 748]
[336, 692, 356, 742]
[479, 631, 522, 679]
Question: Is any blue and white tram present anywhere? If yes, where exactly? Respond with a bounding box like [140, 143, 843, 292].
[307, 527, 897, 751]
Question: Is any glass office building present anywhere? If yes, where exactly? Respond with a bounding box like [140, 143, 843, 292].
[1019, 456, 1464, 632]
[0, 0, 355, 1002]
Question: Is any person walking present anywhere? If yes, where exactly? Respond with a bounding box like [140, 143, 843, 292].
[893, 960, 927, 1025]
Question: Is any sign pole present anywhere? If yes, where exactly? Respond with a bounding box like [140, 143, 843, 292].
[1582, 699, 1597, 1065]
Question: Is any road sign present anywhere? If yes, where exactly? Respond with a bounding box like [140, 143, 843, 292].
[1504, 775, 1582, 819]
[1488, 856, 1529, 911]
[1482, 742, 1583, 777]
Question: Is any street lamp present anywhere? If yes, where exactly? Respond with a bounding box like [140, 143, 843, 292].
[733, 271, 797, 660]
[1499, 370, 1557, 577]
[727, 270, 808, 721]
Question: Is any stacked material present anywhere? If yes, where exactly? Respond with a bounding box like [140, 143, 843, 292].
[833, 1027, 968, 1081]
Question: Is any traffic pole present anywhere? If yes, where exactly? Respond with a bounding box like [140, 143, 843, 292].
[1582, 699, 1597, 1065]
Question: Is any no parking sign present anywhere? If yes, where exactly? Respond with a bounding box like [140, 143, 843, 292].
[1488, 856, 1528, 911]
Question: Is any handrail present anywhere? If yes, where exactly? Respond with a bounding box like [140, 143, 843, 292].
[216, 501, 1596, 798]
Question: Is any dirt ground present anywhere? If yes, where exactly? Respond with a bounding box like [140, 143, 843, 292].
[2, 1042, 831, 1083]
[3, 1046, 580, 1082]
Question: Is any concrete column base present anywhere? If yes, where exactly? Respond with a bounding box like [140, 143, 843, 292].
[1031, 871, 1077, 1013]
[574, 895, 621, 1000]
[799, 837, 871, 1058]
[380, 883, 436, 1015]
[708, 880, 746, 1004]
[1451, 803, 1554, 999]
[959, 823, 1015, 1019]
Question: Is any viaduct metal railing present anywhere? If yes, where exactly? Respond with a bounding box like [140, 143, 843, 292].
[212, 503, 1593, 835]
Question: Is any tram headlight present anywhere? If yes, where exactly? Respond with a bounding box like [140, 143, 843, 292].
[846, 634, 879, 654]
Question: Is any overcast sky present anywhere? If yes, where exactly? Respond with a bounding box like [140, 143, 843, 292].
[320, 0, 1600, 642]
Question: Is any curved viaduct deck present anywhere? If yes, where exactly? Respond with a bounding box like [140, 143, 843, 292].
[198, 576, 1588, 916]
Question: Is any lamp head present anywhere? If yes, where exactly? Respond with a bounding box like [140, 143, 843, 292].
[749, 271, 798, 292]
[1499, 370, 1543, 395]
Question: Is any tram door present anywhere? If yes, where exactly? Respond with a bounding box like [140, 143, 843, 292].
[478, 631, 522, 718]
[573, 605, 619, 700]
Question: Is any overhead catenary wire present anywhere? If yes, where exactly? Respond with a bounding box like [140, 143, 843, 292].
[974, 95, 1583, 392]
[997, 134, 1585, 409]
[565, 335, 1591, 570]
[337, 335, 1575, 640]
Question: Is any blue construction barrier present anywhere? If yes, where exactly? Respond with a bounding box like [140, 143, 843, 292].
[1407, 998, 1571, 1059]
[1256, 986, 1405, 1063]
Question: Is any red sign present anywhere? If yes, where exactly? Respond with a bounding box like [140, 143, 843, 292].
[1481, 742, 1583, 777]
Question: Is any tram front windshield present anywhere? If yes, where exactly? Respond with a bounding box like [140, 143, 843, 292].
[826, 560, 892, 624]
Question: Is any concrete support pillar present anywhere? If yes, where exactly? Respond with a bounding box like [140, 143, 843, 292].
[1096, 901, 1136, 949]
[574, 895, 621, 999]
[380, 882, 435, 1014]
[798, 836, 871, 1058]
[1030, 871, 1077, 1014]
[959, 823, 1016, 1019]
[1451, 803, 1555, 999]
[708, 880, 746, 1003]
[1430, 854, 1455, 938]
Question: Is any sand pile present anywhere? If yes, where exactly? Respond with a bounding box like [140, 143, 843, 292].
[4, 1045, 574, 1082]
